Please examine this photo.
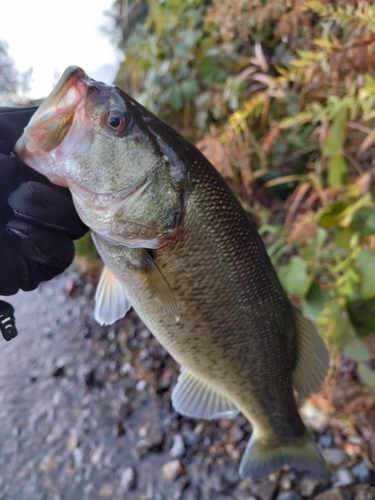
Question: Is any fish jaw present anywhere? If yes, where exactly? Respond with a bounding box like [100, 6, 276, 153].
[15, 66, 92, 187]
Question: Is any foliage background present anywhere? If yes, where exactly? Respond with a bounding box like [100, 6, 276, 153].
[0, 39, 31, 106]
[108, 0, 375, 387]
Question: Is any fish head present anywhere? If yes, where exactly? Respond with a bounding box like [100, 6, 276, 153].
[15, 66, 189, 247]
[16, 66, 163, 193]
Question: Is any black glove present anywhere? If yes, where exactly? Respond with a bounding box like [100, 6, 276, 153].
[0, 300, 17, 341]
[0, 107, 88, 338]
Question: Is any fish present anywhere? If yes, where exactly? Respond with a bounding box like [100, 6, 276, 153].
[15, 66, 329, 481]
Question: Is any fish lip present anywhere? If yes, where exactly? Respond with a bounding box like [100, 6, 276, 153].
[15, 66, 90, 159]
[30, 66, 89, 125]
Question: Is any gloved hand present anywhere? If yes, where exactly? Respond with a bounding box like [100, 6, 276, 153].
[0, 107, 88, 338]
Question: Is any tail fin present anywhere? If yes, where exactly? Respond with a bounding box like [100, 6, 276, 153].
[239, 427, 328, 481]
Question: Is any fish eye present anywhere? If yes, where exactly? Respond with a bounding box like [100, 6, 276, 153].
[107, 112, 126, 132]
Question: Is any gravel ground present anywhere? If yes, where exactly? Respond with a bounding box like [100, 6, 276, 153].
[0, 267, 374, 500]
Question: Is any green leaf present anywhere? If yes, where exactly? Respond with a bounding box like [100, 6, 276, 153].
[346, 293, 375, 336]
[321, 107, 347, 156]
[170, 86, 183, 110]
[350, 207, 375, 236]
[343, 338, 370, 362]
[357, 363, 375, 390]
[278, 256, 308, 297]
[327, 153, 347, 187]
[356, 250, 375, 299]
[302, 282, 329, 320]
[324, 302, 354, 349]
[319, 202, 345, 228]
[180, 78, 199, 102]
[334, 227, 352, 250]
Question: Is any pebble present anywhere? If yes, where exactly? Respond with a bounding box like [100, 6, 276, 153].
[169, 434, 186, 459]
[276, 492, 302, 500]
[314, 488, 345, 500]
[134, 439, 152, 458]
[334, 468, 355, 487]
[319, 434, 334, 448]
[299, 476, 326, 497]
[279, 472, 297, 491]
[250, 477, 278, 500]
[351, 460, 372, 483]
[120, 466, 136, 491]
[323, 448, 349, 466]
[162, 459, 184, 482]
[98, 483, 115, 498]
[220, 463, 240, 487]
[182, 430, 202, 447]
[353, 484, 375, 500]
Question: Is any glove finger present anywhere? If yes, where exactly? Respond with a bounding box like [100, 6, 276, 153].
[0, 241, 26, 295]
[0, 106, 38, 151]
[6, 220, 75, 268]
[8, 181, 87, 239]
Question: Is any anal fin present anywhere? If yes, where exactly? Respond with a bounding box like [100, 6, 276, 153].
[171, 368, 238, 420]
[94, 265, 131, 326]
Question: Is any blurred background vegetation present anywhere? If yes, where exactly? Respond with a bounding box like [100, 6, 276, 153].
[109, 0, 375, 387]
[0, 39, 31, 106]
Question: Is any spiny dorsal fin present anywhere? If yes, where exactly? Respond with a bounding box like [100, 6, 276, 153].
[292, 306, 329, 399]
[94, 265, 131, 326]
[171, 368, 239, 419]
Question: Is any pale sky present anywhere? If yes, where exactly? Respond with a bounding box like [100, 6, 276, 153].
[0, 0, 122, 100]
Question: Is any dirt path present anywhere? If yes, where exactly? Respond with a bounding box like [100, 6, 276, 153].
[0, 268, 374, 500]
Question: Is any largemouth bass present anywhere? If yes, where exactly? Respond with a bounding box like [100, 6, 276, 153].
[15, 66, 329, 480]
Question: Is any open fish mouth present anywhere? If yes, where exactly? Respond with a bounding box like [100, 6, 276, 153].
[15, 66, 91, 186]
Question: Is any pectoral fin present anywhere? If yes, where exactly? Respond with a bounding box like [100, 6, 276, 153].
[292, 306, 330, 399]
[94, 265, 131, 326]
[171, 368, 238, 419]
[141, 250, 180, 323]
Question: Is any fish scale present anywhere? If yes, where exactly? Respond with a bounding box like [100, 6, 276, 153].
[15, 65, 330, 481]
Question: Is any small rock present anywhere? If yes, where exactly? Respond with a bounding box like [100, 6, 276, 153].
[98, 483, 114, 498]
[90, 446, 103, 465]
[279, 471, 297, 491]
[182, 430, 202, 447]
[134, 439, 152, 458]
[251, 477, 278, 500]
[220, 463, 240, 487]
[136, 379, 147, 391]
[314, 488, 345, 500]
[120, 467, 136, 491]
[229, 426, 245, 443]
[334, 468, 355, 488]
[162, 459, 184, 482]
[341, 489, 354, 500]
[276, 492, 302, 500]
[299, 476, 326, 497]
[169, 434, 186, 459]
[351, 460, 372, 483]
[319, 434, 334, 448]
[353, 484, 375, 500]
[66, 433, 80, 452]
[39, 455, 57, 472]
[323, 448, 349, 466]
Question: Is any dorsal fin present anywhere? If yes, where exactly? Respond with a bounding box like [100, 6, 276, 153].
[94, 265, 131, 326]
[171, 368, 238, 419]
[292, 306, 330, 399]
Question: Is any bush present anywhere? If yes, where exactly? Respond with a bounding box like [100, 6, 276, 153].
[111, 0, 375, 387]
